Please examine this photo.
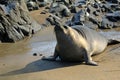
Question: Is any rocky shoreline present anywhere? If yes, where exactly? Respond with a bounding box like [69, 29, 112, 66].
[0, 0, 120, 42]
[45, 0, 120, 29]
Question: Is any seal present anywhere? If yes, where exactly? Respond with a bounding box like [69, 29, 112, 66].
[42, 17, 119, 66]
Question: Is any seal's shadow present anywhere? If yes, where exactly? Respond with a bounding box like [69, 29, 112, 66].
[0, 59, 81, 76]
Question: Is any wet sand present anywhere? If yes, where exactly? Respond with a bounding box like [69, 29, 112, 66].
[0, 9, 120, 80]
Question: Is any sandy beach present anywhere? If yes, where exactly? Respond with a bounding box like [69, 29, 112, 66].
[0, 8, 120, 80]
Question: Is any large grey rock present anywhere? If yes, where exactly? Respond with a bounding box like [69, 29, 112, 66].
[49, 2, 71, 17]
[0, 1, 41, 42]
[71, 9, 87, 25]
[105, 11, 120, 22]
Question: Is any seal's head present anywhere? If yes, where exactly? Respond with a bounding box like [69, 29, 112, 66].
[54, 23, 68, 33]
[54, 20, 70, 44]
[53, 18, 82, 47]
[51, 15, 82, 47]
[53, 16, 69, 34]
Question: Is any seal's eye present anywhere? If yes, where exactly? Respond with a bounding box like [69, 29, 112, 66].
[63, 25, 68, 29]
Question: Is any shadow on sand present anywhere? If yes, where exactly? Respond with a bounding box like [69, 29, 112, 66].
[0, 59, 82, 76]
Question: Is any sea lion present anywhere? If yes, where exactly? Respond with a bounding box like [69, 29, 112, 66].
[42, 17, 118, 66]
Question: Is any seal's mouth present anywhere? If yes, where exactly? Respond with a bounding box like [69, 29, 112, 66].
[54, 25, 63, 31]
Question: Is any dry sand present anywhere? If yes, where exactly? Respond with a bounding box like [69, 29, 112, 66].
[0, 7, 120, 80]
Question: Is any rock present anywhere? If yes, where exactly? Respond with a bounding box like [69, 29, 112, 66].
[66, 0, 120, 29]
[106, 0, 119, 4]
[0, 1, 41, 42]
[0, 23, 5, 42]
[88, 17, 100, 26]
[75, 0, 88, 7]
[33, 53, 37, 56]
[84, 21, 99, 30]
[0, 0, 7, 5]
[9, 6, 27, 25]
[106, 11, 120, 22]
[49, 2, 71, 17]
[40, 10, 48, 14]
[93, 10, 100, 16]
[19, 7, 32, 24]
[26, 0, 39, 11]
[5, 26, 25, 42]
[101, 17, 114, 29]
[39, 54, 43, 56]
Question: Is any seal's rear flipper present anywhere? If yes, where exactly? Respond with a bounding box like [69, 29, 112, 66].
[99, 31, 120, 45]
[108, 39, 120, 45]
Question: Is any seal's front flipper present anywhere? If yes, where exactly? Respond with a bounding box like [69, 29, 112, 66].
[42, 49, 59, 61]
[84, 52, 98, 66]
[86, 60, 98, 66]
[42, 56, 56, 61]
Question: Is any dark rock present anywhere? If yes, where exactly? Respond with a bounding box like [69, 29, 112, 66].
[70, 6, 77, 13]
[45, 6, 50, 9]
[106, 0, 119, 4]
[106, 11, 120, 22]
[89, 17, 100, 26]
[33, 53, 37, 56]
[26, 0, 39, 11]
[40, 12, 46, 14]
[46, 16, 55, 25]
[40, 10, 48, 14]
[101, 17, 114, 29]
[100, 4, 113, 13]
[84, 21, 99, 30]
[71, 9, 87, 26]
[93, 11, 100, 16]
[39, 54, 43, 56]
[0, 0, 8, 5]
[49, 2, 71, 17]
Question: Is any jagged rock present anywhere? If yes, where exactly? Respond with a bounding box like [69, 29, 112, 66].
[70, 9, 88, 26]
[49, 2, 71, 18]
[101, 17, 114, 29]
[19, 7, 32, 24]
[60, 0, 73, 7]
[106, 0, 120, 4]
[0, 1, 41, 42]
[9, 7, 27, 25]
[0, 23, 5, 42]
[5, 26, 24, 42]
[106, 11, 120, 22]
[75, 0, 88, 7]
[88, 17, 101, 26]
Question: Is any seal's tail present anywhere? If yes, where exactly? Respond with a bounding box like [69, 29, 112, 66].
[99, 31, 120, 45]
